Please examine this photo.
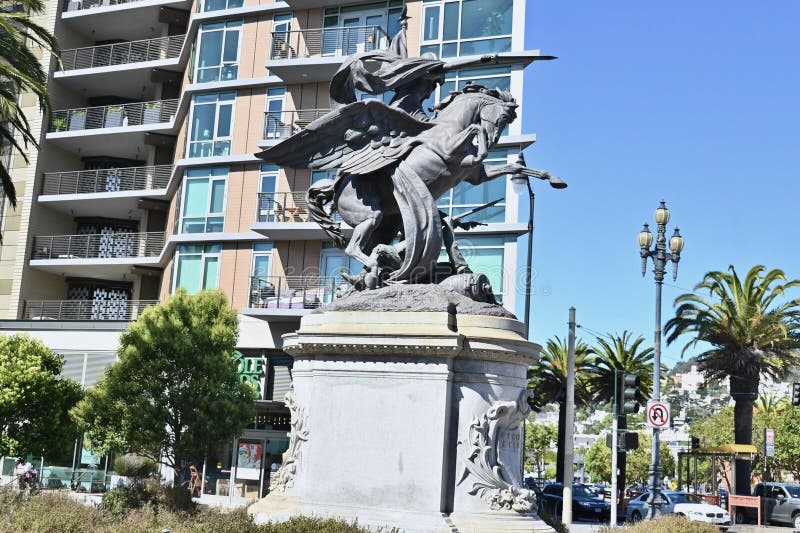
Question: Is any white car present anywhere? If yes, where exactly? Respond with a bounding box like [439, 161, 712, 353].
[674, 500, 732, 527]
[626, 490, 731, 527]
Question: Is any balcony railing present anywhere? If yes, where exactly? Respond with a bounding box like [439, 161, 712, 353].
[64, 0, 146, 12]
[32, 232, 165, 260]
[25, 299, 157, 320]
[248, 276, 344, 310]
[60, 35, 184, 71]
[42, 165, 171, 195]
[49, 99, 178, 132]
[256, 191, 341, 223]
[263, 109, 329, 140]
[269, 26, 388, 60]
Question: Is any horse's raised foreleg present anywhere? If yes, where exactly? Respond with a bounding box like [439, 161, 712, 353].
[457, 124, 488, 168]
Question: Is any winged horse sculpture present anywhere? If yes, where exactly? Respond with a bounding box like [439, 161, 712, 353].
[256, 83, 562, 291]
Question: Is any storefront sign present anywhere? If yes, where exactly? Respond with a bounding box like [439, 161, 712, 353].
[236, 441, 263, 481]
[233, 350, 266, 400]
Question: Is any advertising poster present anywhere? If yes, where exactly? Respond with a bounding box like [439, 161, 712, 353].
[236, 441, 263, 480]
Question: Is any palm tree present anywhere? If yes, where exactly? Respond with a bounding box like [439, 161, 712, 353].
[587, 331, 655, 508]
[0, 0, 58, 207]
[527, 336, 592, 483]
[664, 265, 800, 495]
[754, 391, 786, 417]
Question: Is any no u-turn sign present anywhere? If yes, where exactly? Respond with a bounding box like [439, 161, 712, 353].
[647, 401, 670, 428]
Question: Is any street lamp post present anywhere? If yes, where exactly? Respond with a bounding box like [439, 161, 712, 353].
[510, 153, 567, 338]
[637, 200, 684, 520]
[510, 153, 566, 491]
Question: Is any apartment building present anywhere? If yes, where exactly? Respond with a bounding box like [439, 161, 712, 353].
[0, 0, 544, 504]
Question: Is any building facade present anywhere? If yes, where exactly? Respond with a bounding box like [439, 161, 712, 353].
[0, 0, 545, 504]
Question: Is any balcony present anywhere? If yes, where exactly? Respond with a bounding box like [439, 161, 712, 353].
[24, 299, 157, 321]
[39, 165, 171, 218]
[60, 35, 184, 72]
[30, 232, 165, 280]
[47, 99, 178, 158]
[42, 165, 171, 196]
[32, 232, 165, 260]
[262, 109, 329, 142]
[245, 276, 342, 318]
[266, 26, 388, 83]
[252, 191, 346, 240]
[61, 0, 192, 41]
[49, 99, 178, 133]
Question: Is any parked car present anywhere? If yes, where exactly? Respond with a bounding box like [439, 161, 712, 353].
[625, 490, 731, 527]
[734, 482, 800, 528]
[539, 483, 611, 522]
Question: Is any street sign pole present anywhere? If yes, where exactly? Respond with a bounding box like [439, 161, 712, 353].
[610, 370, 619, 526]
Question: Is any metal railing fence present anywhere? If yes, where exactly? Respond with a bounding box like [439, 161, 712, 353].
[248, 276, 346, 310]
[49, 99, 178, 132]
[42, 165, 171, 195]
[263, 108, 330, 140]
[269, 25, 388, 60]
[24, 299, 158, 320]
[32, 232, 165, 260]
[60, 34, 184, 71]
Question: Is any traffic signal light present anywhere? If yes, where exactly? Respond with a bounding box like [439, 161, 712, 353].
[625, 432, 639, 450]
[622, 373, 641, 414]
[792, 382, 800, 406]
[690, 436, 700, 450]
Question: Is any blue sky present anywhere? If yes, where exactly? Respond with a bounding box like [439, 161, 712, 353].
[516, 1, 800, 369]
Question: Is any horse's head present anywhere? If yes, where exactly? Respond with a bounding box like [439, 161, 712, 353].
[431, 84, 518, 145]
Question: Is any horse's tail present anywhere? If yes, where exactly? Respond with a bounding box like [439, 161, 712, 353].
[307, 179, 346, 248]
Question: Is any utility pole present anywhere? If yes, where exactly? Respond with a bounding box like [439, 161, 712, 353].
[610, 370, 619, 526]
[562, 307, 576, 525]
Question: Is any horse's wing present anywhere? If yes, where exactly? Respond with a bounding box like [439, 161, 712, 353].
[255, 100, 432, 171]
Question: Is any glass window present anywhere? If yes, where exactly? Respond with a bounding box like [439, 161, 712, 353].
[180, 167, 228, 233]
[264, 87, 286, 139]
[423, 5, 440, 41]
[252, 242, 273, 279]
[460, 0, 512, 39]
[438, 150, 507, 223]
[196, 20, 242, 83]
[441, 236, 505, 298]
[442, 2, 459, 40]
[189, 92, 235, 158]
[311, 169, 338, 184]
[203, 0, 243, 12]
[420, 0, 512, 57]
[174, 244, 223, 294]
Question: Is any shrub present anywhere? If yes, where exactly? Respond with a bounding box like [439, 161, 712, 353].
[599, 514, 719, 533]
[113, 454, 158, 478]
[151, 484, 196, 513]
[101, 486, 141, 518]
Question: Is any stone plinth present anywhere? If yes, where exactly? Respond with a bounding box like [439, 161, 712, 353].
[249, 310, 552, 533]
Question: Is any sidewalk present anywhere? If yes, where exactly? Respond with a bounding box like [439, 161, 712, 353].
[728, 525, 797, 533]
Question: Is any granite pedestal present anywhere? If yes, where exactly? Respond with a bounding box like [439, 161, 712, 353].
[249, 308, 552, 532]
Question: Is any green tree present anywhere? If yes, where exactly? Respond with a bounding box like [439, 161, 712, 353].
[774, 405, 800, 480]
[665, 265, 800, 494]
[0, 334, 82, 459]
[587, 332, 655, 505]
[71, 290, 256, 483]
[583, 433, 674, 485]
[0, 0, 59, 206]
[525, 422, 557, 478]
[584, 437, 612, 483]
[527, 336, 592, 482]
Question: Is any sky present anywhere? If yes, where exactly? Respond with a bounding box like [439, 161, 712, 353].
[516, 1, 800, 370]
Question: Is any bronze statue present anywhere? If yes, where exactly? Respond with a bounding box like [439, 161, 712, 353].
[256, 16, 563, 298]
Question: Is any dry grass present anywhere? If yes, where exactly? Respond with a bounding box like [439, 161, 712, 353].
[599, 514, 721, 533]
[0, 489, 388, 533]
